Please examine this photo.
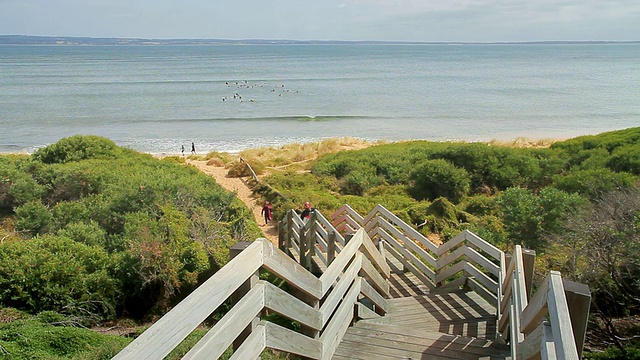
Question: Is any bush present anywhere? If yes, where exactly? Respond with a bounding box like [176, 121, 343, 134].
[14, 200, 52, 236]
[0, 162, 44, 210]
[608, 143, 640, 175]
[408, 159, 470, 203]
[32, 135, 121, 164]
[340, 164, 382, 196]
[552, 168, 637, 199]
[0, 236, 119, 321]
[584, 347, 640, 360]
[56, 221, 106, 247]
[497, 187, 587, 250]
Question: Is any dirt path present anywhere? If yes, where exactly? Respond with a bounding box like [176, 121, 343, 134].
[186, 160, 278, 245]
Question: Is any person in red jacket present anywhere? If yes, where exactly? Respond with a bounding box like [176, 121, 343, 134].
[261, 201, 273, 225]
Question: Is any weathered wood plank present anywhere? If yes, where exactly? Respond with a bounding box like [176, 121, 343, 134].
[261, 240, 323, 299]
[360, 255, 390, 298]
[319, 279, 360, 360]
[465, 262, 499, 295]
[184, 282, 265, 359]
[437, 244, 467, 271]
[319, 229, 363, 294]
[466, 246, 501, 279]
[356, 302, 380, 320]
[113, 240, 264, 360]
[520, 274, 550, 334]
[264, 282, 322, 331]
[467, 277, 498, 311]
[371, 204, 440, 254]
[435, 260, 465, 284]
[375, 217, 438, 267]
[436, 231, 466, 256]
[464, 230, 503, 262]
[264, 322, 322, 359]
[335, 322, 509, 360]
[319, 254, 361, 325]
[359, 277, 389, 314]
[228, 323, 265, 360]
[379, 228, 437, 280]
[359, 229, 391, 277]
[547, 271, 579, 359]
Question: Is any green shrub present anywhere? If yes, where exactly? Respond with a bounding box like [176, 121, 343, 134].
[568, 147, 611, 170]
[408, 159, 470, 203]
[497, 187, 587, 250]
[584, 347, 640, 360]
[552, 168, 637, 199]
[14, 200, 52, 236]
[32, 135, 121, 164]
[0, 236, 119, 321]
[340, 163, 382, 196]
[57, 221, 106, 247]
[0, 163, 44, 210]
[461, 195, 499, 217]
[608, 143, 640, 175]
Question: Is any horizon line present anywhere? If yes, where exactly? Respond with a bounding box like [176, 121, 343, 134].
[1, 34, 639, 45]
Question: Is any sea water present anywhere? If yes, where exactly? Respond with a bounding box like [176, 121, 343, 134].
[1, 43, 639, 154]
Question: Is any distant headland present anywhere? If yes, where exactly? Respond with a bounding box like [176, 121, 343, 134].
[1, 35, 638, 46]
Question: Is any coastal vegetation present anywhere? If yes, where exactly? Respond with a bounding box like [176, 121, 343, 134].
[0, 135, 262, 358]
[0, 128, 639, 358]
[248, 127, 640, 358]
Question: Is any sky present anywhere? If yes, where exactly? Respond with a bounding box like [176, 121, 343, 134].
[1, 0, 639, 42]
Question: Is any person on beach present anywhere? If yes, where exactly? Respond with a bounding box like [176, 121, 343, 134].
[181, 145, 185, 156]
[191, 142, 196, 155]
[300, 201, 315, 220]
[261, 201, 273, 226]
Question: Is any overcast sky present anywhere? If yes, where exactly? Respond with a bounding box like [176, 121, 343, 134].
[1, 0, 639, 42]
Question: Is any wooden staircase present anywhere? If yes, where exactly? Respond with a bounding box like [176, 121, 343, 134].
[114, 204, 590, 360]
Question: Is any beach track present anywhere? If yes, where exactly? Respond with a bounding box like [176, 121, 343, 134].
[186, 159, 278, 245]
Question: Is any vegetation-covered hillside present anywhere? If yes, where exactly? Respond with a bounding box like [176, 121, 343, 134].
[255, 127, 640, 358]
[1, 128, 639, 358]
[0, 135, 260, 324]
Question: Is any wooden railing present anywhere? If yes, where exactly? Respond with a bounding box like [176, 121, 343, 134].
[500, 247, 591, 360]
[331, 204, 591, 360]
[115, 204, 590, 360]
[278, 209, 348, 271]
[114, 228, 389, 360]
[333, 204, 504, 304]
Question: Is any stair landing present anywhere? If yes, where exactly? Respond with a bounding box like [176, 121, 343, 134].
[333, 290, 510, 359]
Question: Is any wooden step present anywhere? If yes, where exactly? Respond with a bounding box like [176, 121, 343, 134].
[332, 322, 510, 360]
[363, 290, 498, 340]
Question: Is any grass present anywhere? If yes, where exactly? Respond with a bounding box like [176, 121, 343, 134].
[487, 137, 558, 148]
[200, 137, 380, 171]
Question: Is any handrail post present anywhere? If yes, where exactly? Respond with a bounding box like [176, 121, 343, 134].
[299, 222, 308, 268]
[278, 218, 285, 251]
[548, 271, 580, 359]
[327, 231, 336, 265]
[522, 249, 536, 300]
[563, 280, 591, 359]
[286, 211, 293, 252]
[229, 242, 259, 352]
[304, 211, 317, 270]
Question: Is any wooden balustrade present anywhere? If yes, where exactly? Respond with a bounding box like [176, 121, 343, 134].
[116, 204, 589, 360]
[330, 204, 590, 360]
[115, 228, 389, 360]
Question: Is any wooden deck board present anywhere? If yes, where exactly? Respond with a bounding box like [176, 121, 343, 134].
[364, 290, 498, 339]
[332, 322, 509, 360]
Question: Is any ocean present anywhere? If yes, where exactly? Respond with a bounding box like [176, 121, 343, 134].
[1, 43, 639, 154]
